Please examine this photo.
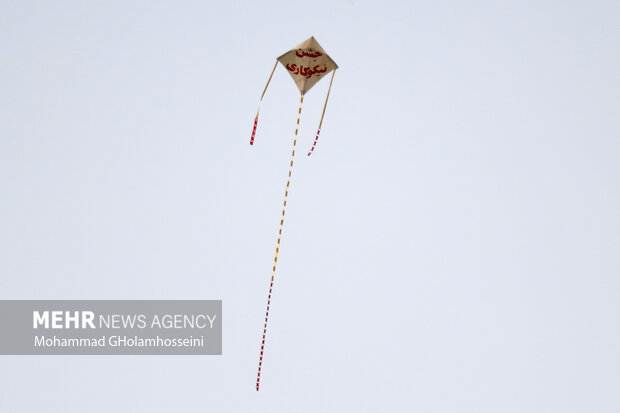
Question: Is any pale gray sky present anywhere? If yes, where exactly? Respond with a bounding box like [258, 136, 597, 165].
[1, 1, 619, 412]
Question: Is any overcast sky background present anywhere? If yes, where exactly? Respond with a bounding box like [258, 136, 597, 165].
[1, 1, 619, 412]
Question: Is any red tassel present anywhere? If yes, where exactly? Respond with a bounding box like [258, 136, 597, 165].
[307, 129, 321, 156]
[250, 115, 258, 145]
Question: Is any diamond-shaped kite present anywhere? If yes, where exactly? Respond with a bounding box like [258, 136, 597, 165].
[250, 36, 338, 391]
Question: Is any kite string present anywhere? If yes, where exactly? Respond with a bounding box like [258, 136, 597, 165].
[308, 70, 336, 156]
[251, 60, 279, 145]
[256, 94, 304, 391]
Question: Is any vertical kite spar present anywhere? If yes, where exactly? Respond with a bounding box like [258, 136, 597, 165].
[250, 36, 338, 391]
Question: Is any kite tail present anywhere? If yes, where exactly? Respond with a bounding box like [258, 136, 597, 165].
[256, 94, 304, 391]
[308, 70, 336, 156]
[250, 115, 258, 145]
[308, 129, 321, 156]
[250, 60, 279, 146]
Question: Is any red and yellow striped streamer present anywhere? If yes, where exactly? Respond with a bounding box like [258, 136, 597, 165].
[256, 94, 304, 391]
[250, 60, 279, 145]
[308, 70, 336, 156]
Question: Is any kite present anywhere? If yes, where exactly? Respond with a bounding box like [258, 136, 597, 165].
[250, 36, 338, 391]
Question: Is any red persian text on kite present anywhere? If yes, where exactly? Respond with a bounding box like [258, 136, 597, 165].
[295, 49, 323, 58]
[285, 64, 328, 79]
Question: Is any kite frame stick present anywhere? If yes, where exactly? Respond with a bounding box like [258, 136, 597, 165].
[256, 94, 304, 391]
[308, 70, 336, 156]
[250, 60, 279, 145]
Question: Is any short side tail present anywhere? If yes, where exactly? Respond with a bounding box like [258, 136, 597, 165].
[250, 60, 278, 146]
[307, 70, 336, 157]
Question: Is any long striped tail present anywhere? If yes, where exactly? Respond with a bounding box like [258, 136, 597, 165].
[256, 94, 304, 391]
